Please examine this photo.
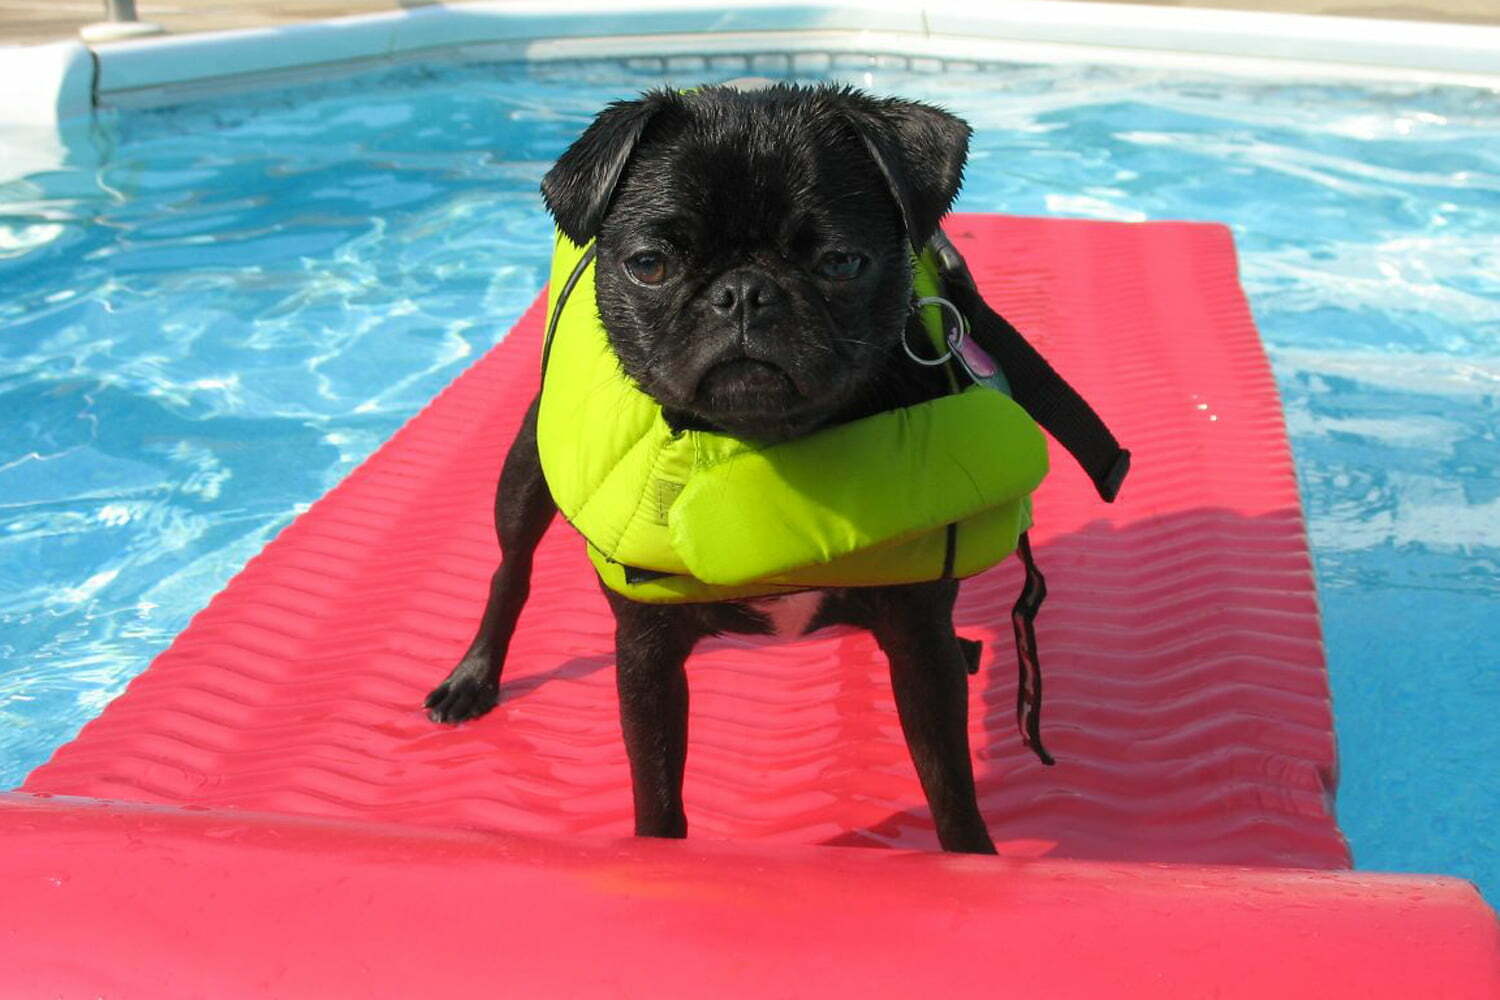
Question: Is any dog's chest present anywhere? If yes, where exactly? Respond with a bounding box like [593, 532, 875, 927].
[747, 591, 825, 639]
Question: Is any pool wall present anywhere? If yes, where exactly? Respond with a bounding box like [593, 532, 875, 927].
[5, 0, 1500, 133]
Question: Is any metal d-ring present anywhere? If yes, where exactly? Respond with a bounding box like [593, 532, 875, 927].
[903, 296, 968, 367]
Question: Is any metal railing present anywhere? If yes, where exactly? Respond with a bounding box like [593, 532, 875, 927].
[81, 0, 164, 40]
[102, 0, 142, 21]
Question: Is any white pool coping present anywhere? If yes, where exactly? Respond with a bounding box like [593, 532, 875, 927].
[2, 0, 1498, 131]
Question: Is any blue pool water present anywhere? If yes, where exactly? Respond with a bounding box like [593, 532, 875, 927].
[1, 55, 1495, 898]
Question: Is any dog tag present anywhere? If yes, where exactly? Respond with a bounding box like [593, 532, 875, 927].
[951, 332, 1012, 396]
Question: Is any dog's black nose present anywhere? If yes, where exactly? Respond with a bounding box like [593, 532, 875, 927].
[708, 270, 785, 323]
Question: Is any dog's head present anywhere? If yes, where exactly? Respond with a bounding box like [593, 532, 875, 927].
[541, 83, 970, 441]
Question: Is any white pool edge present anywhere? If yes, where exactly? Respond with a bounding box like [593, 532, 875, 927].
[3, 0, 1499, 131]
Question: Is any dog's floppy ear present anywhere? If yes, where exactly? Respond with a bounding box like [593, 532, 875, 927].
[839, 93, 971, 249]
[541, 90, 679, 245]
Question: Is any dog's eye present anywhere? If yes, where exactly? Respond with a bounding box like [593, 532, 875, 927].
[624, 252, 671, 286]
[816, 251, 865, 281]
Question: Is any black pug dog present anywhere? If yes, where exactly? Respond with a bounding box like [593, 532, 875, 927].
[426, 82, 1002, 854]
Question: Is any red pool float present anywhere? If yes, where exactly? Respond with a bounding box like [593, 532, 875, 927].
[5, 216, 1495, 997]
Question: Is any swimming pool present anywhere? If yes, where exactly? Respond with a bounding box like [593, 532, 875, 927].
[1, 53, 1495, 901]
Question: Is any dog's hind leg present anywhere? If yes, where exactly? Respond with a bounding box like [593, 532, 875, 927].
[426, 394, 555, 723]
[871, 582, 997, 854]
[957, 636, 983, 675]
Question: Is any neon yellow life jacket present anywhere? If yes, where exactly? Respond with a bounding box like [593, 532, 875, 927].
[535, 232, 1049, 604]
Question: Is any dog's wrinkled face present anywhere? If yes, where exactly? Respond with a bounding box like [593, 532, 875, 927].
[542, 84, 970, 441]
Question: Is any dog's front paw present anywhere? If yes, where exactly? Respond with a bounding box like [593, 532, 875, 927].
[424, 668, 499, 724]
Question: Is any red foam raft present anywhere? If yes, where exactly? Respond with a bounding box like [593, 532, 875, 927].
[7, 216, 1496, 996]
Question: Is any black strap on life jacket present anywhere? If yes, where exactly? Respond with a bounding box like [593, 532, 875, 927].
[541, 243, 597, 382]
[1012, 531, 1053, 766]
[929, 230, 1130, 767]
[930, 231, 1131, 503]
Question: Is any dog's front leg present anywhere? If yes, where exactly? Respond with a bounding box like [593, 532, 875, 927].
[606, 595, 702, 838]
[426, 394, 555, 723]
[871, 582, 997, 854]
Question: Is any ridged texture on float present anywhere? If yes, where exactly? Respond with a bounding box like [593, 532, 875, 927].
[23, 216, 1347, 868]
